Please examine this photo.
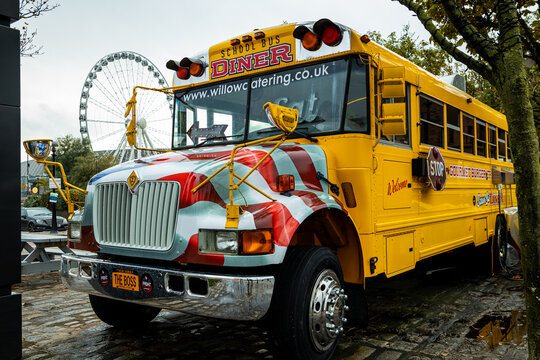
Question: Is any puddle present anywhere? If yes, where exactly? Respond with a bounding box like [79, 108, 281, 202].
[466, 310, 527, 349]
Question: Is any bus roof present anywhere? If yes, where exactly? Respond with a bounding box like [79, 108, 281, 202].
[167, 20, 506, 130]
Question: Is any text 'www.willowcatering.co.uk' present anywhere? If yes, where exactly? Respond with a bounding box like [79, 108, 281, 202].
[181, 64, 331, 102]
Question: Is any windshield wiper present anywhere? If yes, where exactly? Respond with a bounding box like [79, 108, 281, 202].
[191, 134, 243, 148]
[255, 126, 317, 143]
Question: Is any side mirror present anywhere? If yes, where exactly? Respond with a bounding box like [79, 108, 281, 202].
[23, 139, 53, 160]
[380, 66, 405, 99]
[263, 102, 299, 134]
[381, 102, 406, 135]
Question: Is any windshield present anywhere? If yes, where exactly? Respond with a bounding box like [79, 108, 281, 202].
[27, 208, 51, 216]
[173, 57, 365, 148]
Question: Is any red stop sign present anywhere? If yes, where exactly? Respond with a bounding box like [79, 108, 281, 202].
[427, 147, 447, 190]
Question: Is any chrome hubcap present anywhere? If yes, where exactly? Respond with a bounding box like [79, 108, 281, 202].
[309, 269, 348, 352]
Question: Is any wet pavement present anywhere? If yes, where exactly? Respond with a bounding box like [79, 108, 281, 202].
[15, 252, 528, 360]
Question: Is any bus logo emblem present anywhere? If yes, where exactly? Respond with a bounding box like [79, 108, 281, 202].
[427, 147, 447, 191]
[127, 171, 139, 192]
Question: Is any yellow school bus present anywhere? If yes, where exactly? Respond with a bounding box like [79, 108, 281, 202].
[26, 19, 516, 359]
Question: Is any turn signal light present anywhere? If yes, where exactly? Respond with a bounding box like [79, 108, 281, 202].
[241, 230, 274, 255]
[293, 25, 321, 51]
[180, 57, 206, 77]
[277, 174, 295, 192]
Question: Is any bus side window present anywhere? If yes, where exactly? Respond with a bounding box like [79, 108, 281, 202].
[507, 135, 513, 163]
[488, 125, 497, 159]
[463, 113, 475, 154]
[476, 119, 487, 157]
[446, 104, 461, 151]
[419, 95, 444, 147]
[498, 129, 506, 161]
[344, 57, 369, 133]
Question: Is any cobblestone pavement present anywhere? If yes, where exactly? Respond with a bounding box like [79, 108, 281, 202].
[15, 255, 527, 360]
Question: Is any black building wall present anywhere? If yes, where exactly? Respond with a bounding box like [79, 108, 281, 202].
[0, 0, 22, 359]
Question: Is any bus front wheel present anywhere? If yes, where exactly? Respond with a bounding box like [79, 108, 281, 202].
[270, 246, 348, 360]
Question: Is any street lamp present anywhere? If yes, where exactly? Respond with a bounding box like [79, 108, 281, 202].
[50, 141, 59, 234]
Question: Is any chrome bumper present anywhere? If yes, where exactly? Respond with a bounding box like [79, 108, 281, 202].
[60, 254, 274, 321]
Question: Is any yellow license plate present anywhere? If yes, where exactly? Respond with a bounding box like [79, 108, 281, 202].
[112, 272, 139, 291]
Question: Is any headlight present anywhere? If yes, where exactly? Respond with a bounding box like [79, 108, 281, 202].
[62, 218, 68, 225]
[199, 230, 238, 255]
[36, 219, 46, 225]
[216, 231, 238, 253]
[68, 222, 82, 241]
[198, 229, 274, 255]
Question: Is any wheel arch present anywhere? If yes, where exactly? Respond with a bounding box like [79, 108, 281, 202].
[288, 208, 364, 285]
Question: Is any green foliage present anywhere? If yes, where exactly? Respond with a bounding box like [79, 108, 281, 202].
[23, 194, 43, 208]
[368, 25, 457, 76]
[50, 135, 92, 177]
[23, 190, 67, 211]
[70, 153, 118, 189]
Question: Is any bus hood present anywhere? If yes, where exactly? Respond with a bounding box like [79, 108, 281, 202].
[82, 143, 345, 266]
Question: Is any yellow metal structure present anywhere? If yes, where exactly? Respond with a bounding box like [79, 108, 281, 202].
[191, 103, 299, 228]
[23, 139, 88, 219]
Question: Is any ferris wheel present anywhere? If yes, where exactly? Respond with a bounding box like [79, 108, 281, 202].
[79, 51, 173, 163]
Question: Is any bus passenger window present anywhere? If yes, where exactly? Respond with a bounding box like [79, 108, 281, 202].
[507, 137, 513, 163]
[476, 119, 487, 157]
[344, 57, 368, 133]
[498, 129, 506, 161]
[488, 125, 497, 159]
[463, 114, 475, 154]
[446, 105, 460, 151]
[420, 95, 444, 147]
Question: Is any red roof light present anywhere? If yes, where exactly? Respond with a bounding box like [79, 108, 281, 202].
[321, 25, 342, 46]
[176, 67, 190, 80]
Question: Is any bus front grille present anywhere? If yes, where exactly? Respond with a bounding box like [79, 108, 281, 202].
[93, 181, 180, 250]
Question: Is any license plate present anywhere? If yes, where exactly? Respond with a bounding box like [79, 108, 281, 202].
[112, 272, 139, 292]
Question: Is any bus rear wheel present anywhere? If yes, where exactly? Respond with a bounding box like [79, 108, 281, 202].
[270, 246, 348, 360]
[89, 294, 161, 327]
[494, 215, 508, 271]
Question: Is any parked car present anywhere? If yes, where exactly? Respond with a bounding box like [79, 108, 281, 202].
[21, 207, 67, 232]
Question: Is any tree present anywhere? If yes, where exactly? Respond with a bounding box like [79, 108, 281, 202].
[16, 0, 59, 57]
[392, 0, 540, 357]
[368, 25, 457, 76]
[70, 153, 117, 189]
[52, 135, 93, 177]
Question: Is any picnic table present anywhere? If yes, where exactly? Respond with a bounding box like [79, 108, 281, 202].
[21, 233, 74, 274]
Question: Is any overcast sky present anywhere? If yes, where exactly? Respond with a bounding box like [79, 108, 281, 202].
[18, 0, 429, 161]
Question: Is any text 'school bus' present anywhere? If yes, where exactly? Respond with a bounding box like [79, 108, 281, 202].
[60, 19, 516, 359]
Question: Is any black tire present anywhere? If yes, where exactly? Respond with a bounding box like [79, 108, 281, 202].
[344, 283, 368, 327]
[270, 246, 348, 360]
[28, 222, 36, 232]
[494, 215, 508, 272]
[89, 294, 161, 327]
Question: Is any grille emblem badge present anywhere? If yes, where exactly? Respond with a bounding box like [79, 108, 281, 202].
[127, 171, 139, 192]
